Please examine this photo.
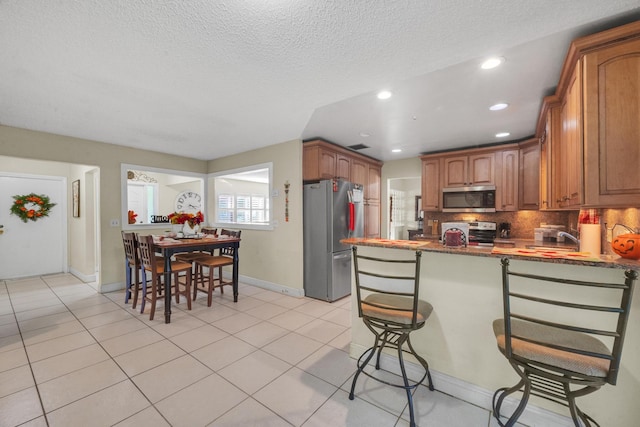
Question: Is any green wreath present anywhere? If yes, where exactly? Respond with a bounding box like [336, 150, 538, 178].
[10, 193, 56, 223]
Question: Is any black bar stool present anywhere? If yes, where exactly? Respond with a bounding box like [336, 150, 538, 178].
[492, 258, 637, 426]
[349, 246, 434, 427]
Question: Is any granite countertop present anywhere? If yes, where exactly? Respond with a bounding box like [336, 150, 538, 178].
[341, 237, 640, 270]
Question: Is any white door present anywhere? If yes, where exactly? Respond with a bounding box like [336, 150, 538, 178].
[0, 173, 67, 279]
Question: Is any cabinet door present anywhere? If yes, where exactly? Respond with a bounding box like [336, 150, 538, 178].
[497, 150, 518, 211]
[367, 164, 381, 202]
[559, 64, 583, 208]
[518, 141, 540, 210]
[303, 145, 321, 181]
[540, 105, 560, 210]
[421, 158, 441, 211]
[336, 154, 351, 181]
[364, 202, 380, 238]
[468, 153, 495, 185]
[442, 156, 468, 187]
[351, 159, 367, 188]
[583, 38, 640, 206]
[318, 149, 337, 180]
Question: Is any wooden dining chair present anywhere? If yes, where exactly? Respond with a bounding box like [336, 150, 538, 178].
[121, 231, 142, 308]
[192, 229, 241, 306]
[174, 228, 218, 264]
[136, 234, 192, 320]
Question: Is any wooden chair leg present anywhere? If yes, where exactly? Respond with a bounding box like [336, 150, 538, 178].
[218, 266, 224, 293]
[149, 277, 158, 321]
[174, 272, 181, 304]
[186, 270, 192, 310]
[207, 267, 214, 307]
[193, 264, 201, 301]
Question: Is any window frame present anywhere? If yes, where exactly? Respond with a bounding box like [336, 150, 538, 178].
[208, 162, 274, 231]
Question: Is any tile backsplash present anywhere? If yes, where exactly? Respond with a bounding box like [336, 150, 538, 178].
[423, 207, 639, 254]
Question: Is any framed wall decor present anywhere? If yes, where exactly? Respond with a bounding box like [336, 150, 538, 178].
[72, 179, 80, 218]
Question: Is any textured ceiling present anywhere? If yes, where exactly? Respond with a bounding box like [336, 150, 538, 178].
[1, 1, 640, 162]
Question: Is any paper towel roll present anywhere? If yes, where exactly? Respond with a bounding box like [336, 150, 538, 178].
[580, 224, 601, 256]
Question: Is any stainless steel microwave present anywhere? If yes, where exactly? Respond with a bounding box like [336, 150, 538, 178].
[442, 185, 496, 212]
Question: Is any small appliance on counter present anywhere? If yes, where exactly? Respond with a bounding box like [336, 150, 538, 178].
[441, 222, 470, 248]
[534, 224, 566, 242]
[499, 222, 511, 239]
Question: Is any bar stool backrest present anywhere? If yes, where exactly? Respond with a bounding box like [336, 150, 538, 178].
[352, 246, 422, 329]
[499, 258, 637, 385]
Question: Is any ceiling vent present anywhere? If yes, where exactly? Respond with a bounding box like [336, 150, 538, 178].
[347, 143, 370, 150]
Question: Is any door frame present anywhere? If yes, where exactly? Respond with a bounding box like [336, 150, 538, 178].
[0, 171, 68, 278]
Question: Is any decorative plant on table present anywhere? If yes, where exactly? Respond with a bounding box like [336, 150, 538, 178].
[168, 211, 204, 235]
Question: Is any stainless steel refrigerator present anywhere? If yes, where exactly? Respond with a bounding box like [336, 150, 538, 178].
[303, 179, 364, 301]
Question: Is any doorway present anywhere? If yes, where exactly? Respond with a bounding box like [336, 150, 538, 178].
[387, 177, 421, 240]
[0, 157, 100, 286]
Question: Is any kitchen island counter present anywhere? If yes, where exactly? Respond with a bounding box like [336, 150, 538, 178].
[343, 239, 640, 426]
[341, 237, 640, 270]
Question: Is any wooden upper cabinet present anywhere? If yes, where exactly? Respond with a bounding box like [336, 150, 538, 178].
[421, 157, 441, 211]
[583, 37, 640, 206]
[442, 156, 467, 187]
[335, 153, 351, 181]
[351, 158, 367, 188]
[561, 63, 583, 209]
[303, 144, 337, 181]
[366, 164, 381, 202]
[497, 149, 519, 211]
[518, 139, 540, 210]
[539, 103, 560, 210]
[302, 139, 383, 237]
[364, 202, 380, 238]
[442, 152, 494, 187]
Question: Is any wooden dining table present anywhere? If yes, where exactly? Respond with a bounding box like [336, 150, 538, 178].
[153, 236, 241, 323]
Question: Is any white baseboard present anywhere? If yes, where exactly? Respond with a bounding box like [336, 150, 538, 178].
[99, 281, 125, 294]
[234, 273, 305, 297]
[69, 268, 97, 284]
[350, 343, 573, 427]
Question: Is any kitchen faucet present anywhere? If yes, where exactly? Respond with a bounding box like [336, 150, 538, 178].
[558, 231, 580, 246]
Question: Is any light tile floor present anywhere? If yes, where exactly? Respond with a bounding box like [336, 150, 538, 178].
[0, 273, 515, 427]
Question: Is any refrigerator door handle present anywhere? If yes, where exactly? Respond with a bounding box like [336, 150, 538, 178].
[333, 252, 351, 260]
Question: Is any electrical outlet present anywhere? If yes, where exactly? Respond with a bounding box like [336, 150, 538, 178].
[272, 189, 279, 197]
[110, 219, 120, 227]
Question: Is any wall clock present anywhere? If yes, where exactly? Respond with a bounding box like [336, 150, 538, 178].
[175, 190, 202, 213]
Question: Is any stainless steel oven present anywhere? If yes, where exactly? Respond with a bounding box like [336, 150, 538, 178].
[442, 185, 496, 213]
[468, 221, 497, 246]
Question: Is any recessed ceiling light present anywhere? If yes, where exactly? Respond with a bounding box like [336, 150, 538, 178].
[481, 57, 505, 70]
[391, 149, 402, 153]
[489, 103, 509, 111]
[495, 132, 510, 138]
[377, 90, 392, 100]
